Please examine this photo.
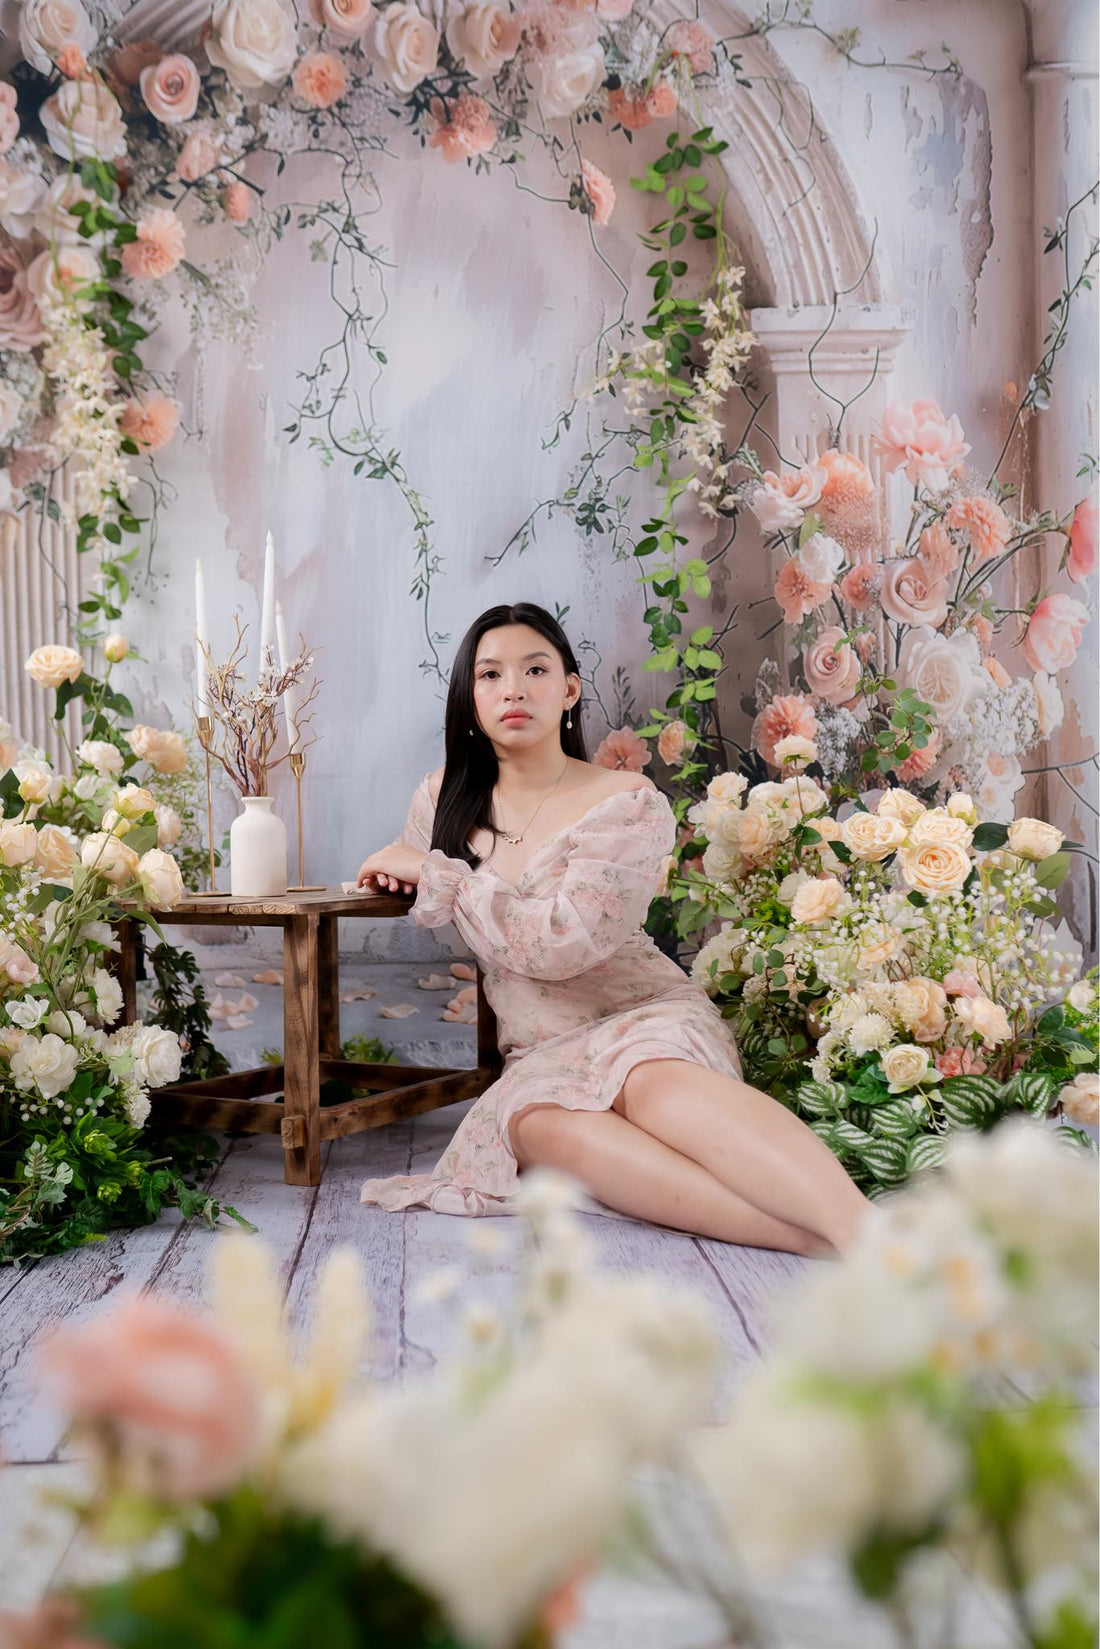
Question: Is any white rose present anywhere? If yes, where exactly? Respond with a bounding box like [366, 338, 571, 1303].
[123, 1082, 151, 1128]
[40, 81, 127, 163]
[954, 994, 1012, 1049]
[0, 161, 46, 240]
[974, 754, 1024, 823]
[26, 245, 100, 312]
[777, 776, 829, 819]
[33, 174, 101, 246]
[1006, 817, 1063, 862]
[945, 792, 978, 823]
[749, 483, 803, 535]
[46, 1008, 86, 1038]
[73, 773, 103, 802]
[137, 848, 184, 910]
[10, 1031, 79, 1099]
[155, 804, 183, 848]
[526, 13, 603, 117]
[131, 1022, 182, 1088]
[897, 626, 988, 725]
[881, 1044, 938, 1093]
[7, 995, 47, 1029]
[797, 532, 845, 585]
[446, 1, 521, 79]
[0, 821, 37, 866]
[1066, 981, 1094, 1013]
[92, 965, 124, 1026]
[18, 0, 97, 75]
[372, 2, 440, 91]
[77, 739, 124, 775]
[1032, 671, 1064, 738]
[80, 831, 139, 885]
[899, 840, 972, 897]
[206, 0, 299, 90]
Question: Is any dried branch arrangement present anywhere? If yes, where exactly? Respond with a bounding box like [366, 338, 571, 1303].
[198, 618, 319, 797]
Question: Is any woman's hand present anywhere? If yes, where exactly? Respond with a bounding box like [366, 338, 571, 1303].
[356, 845, 425, 895]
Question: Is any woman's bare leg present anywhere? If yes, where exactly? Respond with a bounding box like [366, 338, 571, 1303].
[510, 1103, 829, 1256]
[616, 1060, 873, 1253]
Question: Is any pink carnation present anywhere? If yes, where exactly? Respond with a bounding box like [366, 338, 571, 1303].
[607, 85, 651, 131]
[667, 20, 713, 75]
[774, 557, 832, 624]
[753, 694, 818, 766]
[119, 393, 180, 452]
[814, 447, 879, 558]
[120, 208, 185, 280]
[580, 158, 615, 225]
[896, 731, 941, 783]
[838, 563, 880, 611]
[1067, 495, 1097, 584]
[657, 718, 690, 765]
[646, 80, 677, 118]
[428, 95, 496, 163]
[292, 50, 349, 108]
[1023, 593, 1090, 674]
[223, 181, 251, 222]
[873, 399, 970, 492]
[944, 495, 1011, 563]
[594, 726, 650, 771]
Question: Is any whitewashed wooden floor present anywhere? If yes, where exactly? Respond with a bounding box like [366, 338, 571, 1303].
[0, 1099, 1044, 1647]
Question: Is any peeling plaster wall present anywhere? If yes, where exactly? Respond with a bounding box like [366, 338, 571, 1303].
[104, 0, 1096, 899]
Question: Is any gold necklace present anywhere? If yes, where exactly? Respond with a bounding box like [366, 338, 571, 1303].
[494, 758, 570, 846]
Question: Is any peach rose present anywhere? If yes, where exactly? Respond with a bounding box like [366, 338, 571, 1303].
[428, 94, 496, 163]
[857, 922, 902, 971]
[25, 644, 83, 688]
[1066, 496, 1097, 585]
[580, 158, 615, 225]
[1059, 1071, 1099, 1128]
[899, 839, 972, 896]
[803, 627, 861, 705]
[790, 875, 845, 925]
[0, 933, 38, 983]
[127, 724, 188, 774]
[880, 557, 949, 629]
[917, 519, 960, 580]
[593, 726, 649, 771]
[140, 54, 201, 123]
[445, 1, 522, 78]
[292, 49, 349, 107]
[909, 806, 973, 851]
[0, 821, 38, 866]
[945, 495, 1011, 563]
[121, 209, 186, 281]
[119, 394, 180, 452]
[107, 39, 162, 91]
[373, 2, 440, 92]
[896, 731, 941, 783]
[877, 788, 926, 827]
[0, 245, 44, 353]
[40, 1292, 262, 1499]
[40, 80, 127, 162]
[774, 558, 832, 624]
[1023, 593, 1090, 674]
[310, 0, 375, 36]
[873, 400, 970, 492]
[667, 19, 713, 74]
[646, 81, 677, 118]
[840, 811, 907, 862]
[970, 613, 994, 649]
[607, 85, 652, 131]
[53, 42, 89, 78]
[753, 694, 818, 767]
[35, 823, 77, 877]
[954, 994, 1011, 1049]
[657, 719, 690, 765]
[1006, 817, 1063, 861]
[223, 182, 251, 223]
[761, 461, 826, 513]
[936, 1047, 987, 1078]
[0, 85, 19, 156]
[173, 128, 221, 182]
[893, 977, 948, 1043]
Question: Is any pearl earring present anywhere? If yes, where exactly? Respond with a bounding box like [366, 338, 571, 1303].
[566, 710, 573, 730]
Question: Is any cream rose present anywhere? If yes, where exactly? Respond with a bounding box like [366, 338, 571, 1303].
[155, 804, 183, 848]
[0, 163, 46, 242]
[104, 633, 130, 663]
[446, 1, 522, 78]
[1059, 1071, 1099, 1128]
[881, 1044, 937, 1094]
[27, 245, 100, 312]
[777, 776, 829, 819]
[25, 644, 83, 689]
[34, 824, 77, 878]
[1006, 817, 1063, 862]
[76, 739, 124, 775]
[773, 734, 817, 769]
[892, 978, 948, 1044]
[131, 1021, 183, 1087]
[113, 784, 157, 820]
[897, 626, 987, 725]
[32, 175, 99, 247]
[803, 627, 862, 705]
[899, 840, 972, 897]
[857, 922, 903, 972]
[206, 0, 299, 89]
[311, 0, 374, 32]
[1032, 671, 1064, 738]
[0, 822, 38, 866]
[707, 772, 748, 808]
[81, 831, 139, 886]
[18, 766, 52, 805]
[876, 788, 926, 828]
[946, 792, 978, 823]
[954, 994, 1011, 1049]
[137, 848, 184, 910]
[126, 725, 188, 775]
[907, 808, 974, 852]
[736, 807, 784, 862]
[840, 811, 907, 862]
[373, 3, 440, 91]
[40, 81, 127, 162]
[526, 10, 604, 118]
[18, 0, 97, 75]
[140, 54, 201, 124]
[880, 558, 949, 629]
[790, 876, 846, 926]
[10, 1031, 79, 1099]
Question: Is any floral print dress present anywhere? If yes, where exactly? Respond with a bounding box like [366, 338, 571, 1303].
[360, 778, 742, 1217]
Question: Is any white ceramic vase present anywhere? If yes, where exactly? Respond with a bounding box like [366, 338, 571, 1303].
[230, 795, 288, 898]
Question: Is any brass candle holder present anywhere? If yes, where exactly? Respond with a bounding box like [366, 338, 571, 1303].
[193, 714, 223, 897]
[288, 748, 324, 892]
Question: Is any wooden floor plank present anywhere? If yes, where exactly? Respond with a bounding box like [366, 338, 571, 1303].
[694, 1236, 807, 1358]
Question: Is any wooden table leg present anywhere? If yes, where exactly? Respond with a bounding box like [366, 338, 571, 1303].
[282, 912, 322, 1186]
[317, 913, 341, 1059]
[112, 919, 139, 1026]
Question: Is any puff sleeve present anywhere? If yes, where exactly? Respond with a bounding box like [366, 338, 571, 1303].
[411, 787, 674, 981]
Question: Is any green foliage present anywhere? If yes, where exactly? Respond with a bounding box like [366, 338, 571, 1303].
[146, 941, 229, 1082]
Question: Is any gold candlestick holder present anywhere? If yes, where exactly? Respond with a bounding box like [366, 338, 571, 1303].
[288, 748, 324, 892]
[192, 714, 223, 898]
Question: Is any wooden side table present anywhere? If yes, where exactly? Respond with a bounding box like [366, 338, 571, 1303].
[114, 888, 501, 1187]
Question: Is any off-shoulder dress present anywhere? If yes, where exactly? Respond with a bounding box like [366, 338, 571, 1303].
[360, 777, 742, 1217]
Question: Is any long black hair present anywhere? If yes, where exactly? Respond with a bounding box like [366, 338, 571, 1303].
[432, 603, 588, 865]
